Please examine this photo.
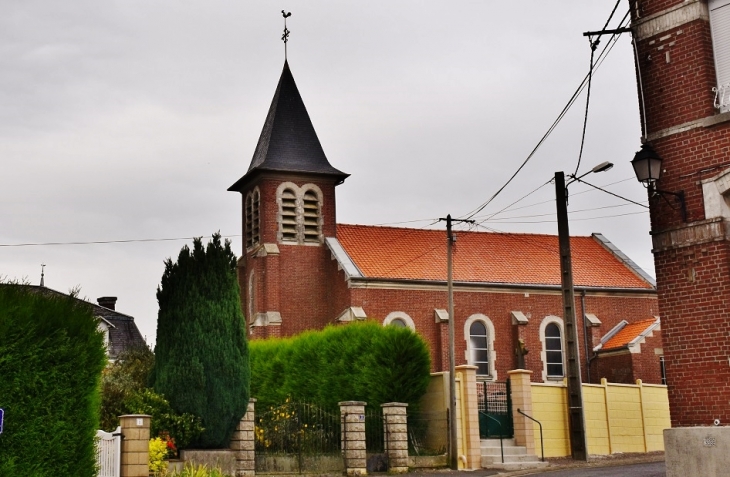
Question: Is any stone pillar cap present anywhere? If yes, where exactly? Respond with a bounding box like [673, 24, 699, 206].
[381, 402, 409, 407]
[338, 401, 367, 406]
[507, 369, 533, 375]
[119, 414, 152, 418]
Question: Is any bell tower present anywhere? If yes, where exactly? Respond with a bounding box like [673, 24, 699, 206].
[228, 60, 348, 338]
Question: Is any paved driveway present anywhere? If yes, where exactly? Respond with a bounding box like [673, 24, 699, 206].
[524, 461, 665, 477]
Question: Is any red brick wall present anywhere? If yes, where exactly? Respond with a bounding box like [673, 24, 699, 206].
[631, 0, 730, 426]
[636, 0, 687, 18]
[593, 352, 636, 384]
[342, 285, 659, 383]
[235, 172, 343, 337]
[590, 329, 663, 385]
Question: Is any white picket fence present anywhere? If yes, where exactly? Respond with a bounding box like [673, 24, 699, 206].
[96, 426, 121, 477]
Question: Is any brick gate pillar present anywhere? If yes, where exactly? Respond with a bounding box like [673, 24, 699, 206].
[507, 369, 536, 456]
[230, 398, 256, 477]
[339, 401, 367, 476]
[119, 414, 151, 477]
[381, 403, 408, 473]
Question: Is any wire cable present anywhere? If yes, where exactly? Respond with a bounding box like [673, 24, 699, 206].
[570, 176, 649, 208]
[462, 9, 630, 221]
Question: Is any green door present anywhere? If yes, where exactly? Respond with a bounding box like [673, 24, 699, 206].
[477, 380, 514, 438]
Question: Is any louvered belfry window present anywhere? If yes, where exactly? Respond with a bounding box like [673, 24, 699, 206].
[710, 0, 730, 112]
[280, 188, 298, 242]
[302, 190, 320, 243]
[245, 188, 261, 249]
[277, 184, 322, 244]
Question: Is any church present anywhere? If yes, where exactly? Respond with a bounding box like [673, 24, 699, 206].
[228, 60, 662, 385]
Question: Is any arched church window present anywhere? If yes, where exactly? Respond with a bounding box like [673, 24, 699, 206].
[545, 323, 564, 378]
[469, 321, 490, 377]
[539, 316, 565, 381]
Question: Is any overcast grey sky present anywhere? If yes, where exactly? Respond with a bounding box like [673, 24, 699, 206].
[1, 1, 652, 346]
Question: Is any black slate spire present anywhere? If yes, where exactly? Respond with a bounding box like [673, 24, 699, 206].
[228, 61, 348, 191]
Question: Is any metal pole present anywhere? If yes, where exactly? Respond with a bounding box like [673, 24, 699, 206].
[446, 214, 458, 470]
[555, 172, 588, 461]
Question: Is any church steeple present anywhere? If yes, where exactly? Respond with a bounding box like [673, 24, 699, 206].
[228, 61, 348, 192]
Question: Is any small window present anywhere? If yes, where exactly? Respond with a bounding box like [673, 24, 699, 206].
[545, 323, 564, 378]
[469, 321, 490, 377]
[389, 318, 407, 328]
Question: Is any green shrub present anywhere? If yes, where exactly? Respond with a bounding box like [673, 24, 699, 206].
[149, 437, 169, 474]
[100, 346, 155, 431]
[126, 389, 203, 450]
[154, 234, 250, 448]
[0, 284, 107, 477]
[250, 322, 431, 412]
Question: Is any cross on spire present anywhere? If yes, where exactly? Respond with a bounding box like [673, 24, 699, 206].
[281, 11, 291, 60]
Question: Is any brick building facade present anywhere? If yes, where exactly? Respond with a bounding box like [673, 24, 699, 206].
[229, 60, 663, 385]
[629, 0, 730, 426]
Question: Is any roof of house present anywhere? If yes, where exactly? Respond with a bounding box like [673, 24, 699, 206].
[228, 60, 348, 192]
[17, 285, 147, 360]
[598, 317, 660, 351]
[334, 224, 655, 289]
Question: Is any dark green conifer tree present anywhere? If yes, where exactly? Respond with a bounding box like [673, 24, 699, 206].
[153, 233, 250, 448]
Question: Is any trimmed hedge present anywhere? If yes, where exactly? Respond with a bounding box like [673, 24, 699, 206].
[250, 322, 431, 411]
[0, 285, 107, 477]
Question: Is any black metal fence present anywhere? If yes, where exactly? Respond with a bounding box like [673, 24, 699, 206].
[407, 410, 449, 456]
[364, 407, 388, 472]
[255, 401, 342, 473]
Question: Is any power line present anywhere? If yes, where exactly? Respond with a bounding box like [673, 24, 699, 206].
[0, 235, 242, 248]
[462, 9, 630, 221]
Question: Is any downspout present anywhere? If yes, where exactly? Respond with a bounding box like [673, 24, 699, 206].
[581, 289, 592, 383]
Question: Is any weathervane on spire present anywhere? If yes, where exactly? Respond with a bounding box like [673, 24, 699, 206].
[281, 10, 291, 60]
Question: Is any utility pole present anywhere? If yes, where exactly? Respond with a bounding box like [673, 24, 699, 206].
[554, 172, 588, 461]
[439, 214, 474, 470]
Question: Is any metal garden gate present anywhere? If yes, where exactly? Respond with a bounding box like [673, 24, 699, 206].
[477, 380, 513, 439]
[255, 402, 342, 474]
[95, 426, 121, 477]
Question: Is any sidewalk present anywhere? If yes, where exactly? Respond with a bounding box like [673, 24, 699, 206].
[407, 452, 665, 477]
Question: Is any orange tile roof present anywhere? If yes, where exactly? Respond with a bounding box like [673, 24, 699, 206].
[335, 224, 653, 289]
[601, 318, 659, 350]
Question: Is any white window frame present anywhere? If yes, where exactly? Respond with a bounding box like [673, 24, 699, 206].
[463, 314, 497, 381]
[383, 311, 415, 330]
[539, 316, 565, 382]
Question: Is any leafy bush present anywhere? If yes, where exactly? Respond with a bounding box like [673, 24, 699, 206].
[0, 284, 107, 477]
[126, 389, 203, 450]
[250, 322, 431, 412]
[149, 437, 169, 474]
[154, 234, 250, 448]
[100, 346, 155, 431]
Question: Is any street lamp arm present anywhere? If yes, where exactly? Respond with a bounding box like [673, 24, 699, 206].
[569, 176, 649, 209]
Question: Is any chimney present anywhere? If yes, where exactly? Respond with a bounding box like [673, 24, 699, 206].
[97, 296, 118, 310]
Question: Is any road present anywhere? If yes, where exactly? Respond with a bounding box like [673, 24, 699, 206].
[524, 461, 665, 477]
